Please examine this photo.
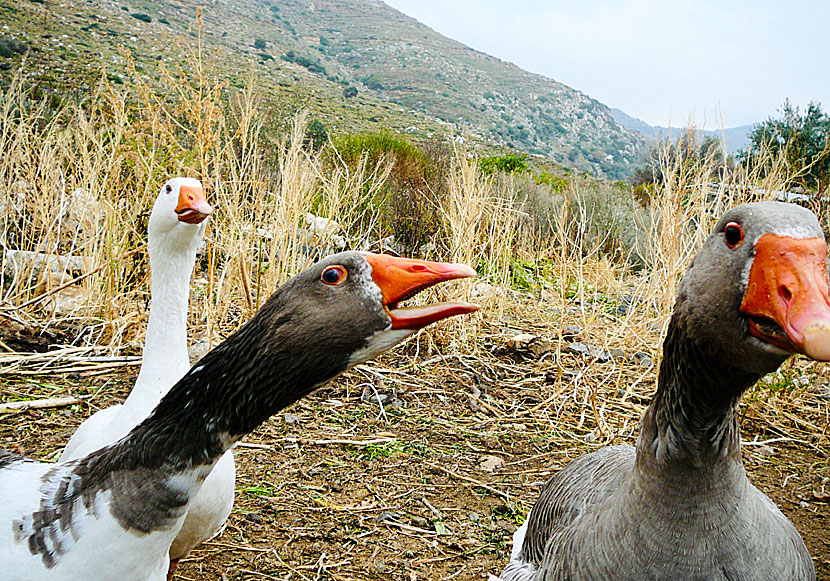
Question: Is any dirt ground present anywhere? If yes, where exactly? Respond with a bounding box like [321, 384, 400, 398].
[2, 311, 829, 580]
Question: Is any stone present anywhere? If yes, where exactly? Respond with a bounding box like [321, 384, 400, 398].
[478, 455, 504, 473]
[560, 324, 582, 340]
[565, 342, 611, 362]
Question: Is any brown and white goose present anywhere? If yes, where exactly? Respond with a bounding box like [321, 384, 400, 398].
[498, 202, 830, 581]
[0, 251, 478, 580]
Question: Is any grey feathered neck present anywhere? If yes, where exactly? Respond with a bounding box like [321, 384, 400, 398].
[637, 311, 760, 480]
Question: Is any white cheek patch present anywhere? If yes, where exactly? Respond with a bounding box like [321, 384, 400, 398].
[772, 225, 819, 239]
[348, 328, 414, 367]
[353, 254, 384, 307]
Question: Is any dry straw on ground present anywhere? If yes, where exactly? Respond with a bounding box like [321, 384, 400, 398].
[1, 31, 828, 580]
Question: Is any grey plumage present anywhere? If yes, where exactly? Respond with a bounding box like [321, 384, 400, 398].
[499, 202, 822, 581]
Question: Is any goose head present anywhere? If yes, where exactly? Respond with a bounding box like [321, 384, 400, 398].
[675, 201, 830, 375]
[256, 252, 481, 370]
[161, 250, 481, 439]
[148, 177, 213, 252]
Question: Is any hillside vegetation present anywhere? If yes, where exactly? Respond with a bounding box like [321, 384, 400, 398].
[1, 0, 647, 178]
[2, 9, 830, 580]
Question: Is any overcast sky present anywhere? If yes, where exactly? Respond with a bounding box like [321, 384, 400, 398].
[383, 0, 830, 130]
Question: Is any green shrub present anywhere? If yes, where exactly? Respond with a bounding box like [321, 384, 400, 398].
[479, 153, 528, 176]
[131, 13, 152, 23]
[304, 119, 328, 151]
[535, 171, 567, 192]
[254, 38, 266, 50]
[327, 133, 449, 255]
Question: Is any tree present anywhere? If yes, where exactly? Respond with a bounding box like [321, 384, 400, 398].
[631, 130, 729, 188]
[342, 86, 358, 99]
[304, 119, 328, 151]
[741, 100, 830, 192]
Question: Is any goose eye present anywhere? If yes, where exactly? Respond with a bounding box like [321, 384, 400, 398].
[165, 184, 173, 194]
[724, 222, 744, 248]
[321, 266, 347, 285]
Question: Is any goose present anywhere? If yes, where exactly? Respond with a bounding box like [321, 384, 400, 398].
[0, 251, 478, 579]
[497, 201, 830, 581]
[58, 178, 235, 571]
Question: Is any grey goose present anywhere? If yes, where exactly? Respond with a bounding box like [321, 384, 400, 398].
[498, 202, 829, 581]
[0, 251, 478, 580]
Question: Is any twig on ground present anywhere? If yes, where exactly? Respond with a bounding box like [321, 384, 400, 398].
[0, 396, 81, 413]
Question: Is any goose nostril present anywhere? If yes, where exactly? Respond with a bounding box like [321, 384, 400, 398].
[779, 285, 793, 302]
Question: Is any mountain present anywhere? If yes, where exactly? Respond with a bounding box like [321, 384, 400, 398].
[2, 0, 649, 178]
[610, 108, 755, 154]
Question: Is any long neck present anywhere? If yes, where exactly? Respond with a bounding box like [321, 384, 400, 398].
[100, 290, 356, 472]
[122, 237, 198, 416]
[635, 314, 761, 494]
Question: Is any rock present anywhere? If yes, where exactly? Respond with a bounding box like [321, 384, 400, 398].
[478, 455, 503, 473]
[506, 333, 554, 357]
[799, 500, 810, 509]
[471, 281, 495, 299]
[609, 348, 626, 360]
[506, 333, 536, 349]
[560, 324, 581, 341]
[375, 511, 400, 524]
[410, 516, 429, 528]
[41, 284, 91, 317]
[756, 445, 775, 457]
[380, 234, 403, 256]
[632, 351, 653, 367]
[565, 342, 611, 362]
[361, 384, 396, 406]
[60, 187, 105, 233]
[188, 338, 216, 364]
[811, 490, 830, 502]
[283, 413, 300, 425]
[304, 212, 340, 238]
[3, 250, 87, 280]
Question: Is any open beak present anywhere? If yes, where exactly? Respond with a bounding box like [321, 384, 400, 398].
[740, 233, 830, 361]
[175, 184, 213, 224]
[364, 254, 480, 330]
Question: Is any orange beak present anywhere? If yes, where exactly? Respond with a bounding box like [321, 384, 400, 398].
[175, 184, 213, 224]
[740, 233, 830, 361]
[364, 254, 480, 330]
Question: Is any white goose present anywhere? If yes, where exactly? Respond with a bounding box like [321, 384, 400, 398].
[59, 177, 235, 570]
[497, 202, 829, 580]
[1, 251, 478, 580]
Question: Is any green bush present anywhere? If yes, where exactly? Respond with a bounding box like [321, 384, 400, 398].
[254, 38, 266, 50]
[281, 51, 326, 75]
[535, 171, 567, 192]
[479, 153, 528, 176]
[131, 13, 152, 23]
[327, 133, 449, 255]
[304, 119, 328, 151]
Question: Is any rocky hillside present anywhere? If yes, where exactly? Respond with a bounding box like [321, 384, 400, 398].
[1, 0, 649, 178]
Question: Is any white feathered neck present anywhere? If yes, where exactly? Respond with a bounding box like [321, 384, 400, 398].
[119, 222, 204, 426]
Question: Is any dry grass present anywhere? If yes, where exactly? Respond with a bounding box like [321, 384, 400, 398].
[1, 27, 829, 580]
